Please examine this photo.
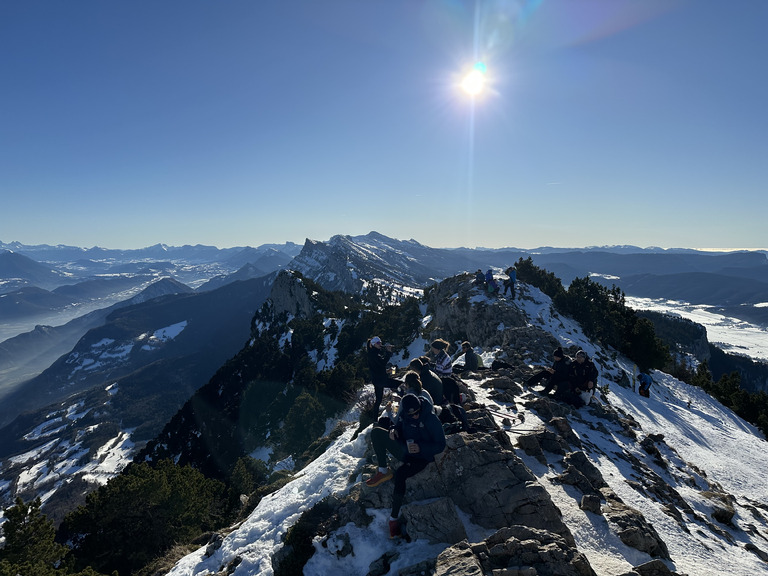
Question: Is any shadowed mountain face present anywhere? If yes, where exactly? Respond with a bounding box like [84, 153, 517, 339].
[0, 275, 274, 429]
[0, 250, 68, 290]
[0, 278, 194, 401]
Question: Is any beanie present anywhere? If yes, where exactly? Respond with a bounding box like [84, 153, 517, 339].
[553, 347, 564, 358]
[400, 394, 422, 416]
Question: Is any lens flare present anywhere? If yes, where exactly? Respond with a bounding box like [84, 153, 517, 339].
[461, 62, 487, 96]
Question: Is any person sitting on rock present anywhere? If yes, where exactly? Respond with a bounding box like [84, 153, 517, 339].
[485, 270, 500, 295]
[430, 338, 453, 378]
[409, 357, 443, 407]
[365, 393, 447, 538]
[392, 371, 434, 423]
[452, 341, 484, 373]
[526, 346, 571, 395]
[564, 350, 598, 406]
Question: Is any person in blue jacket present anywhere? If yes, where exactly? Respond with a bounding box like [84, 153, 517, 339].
[365, 393, 447, 538]
[637, 372, 652, 397]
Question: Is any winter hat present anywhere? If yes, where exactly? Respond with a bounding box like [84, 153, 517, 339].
[575, 350, 587, 359]
[370, 336, 382, 346]
[400, 394, 422, 416]
[553, 347, 564, 358]
[430, 339, 448, 351]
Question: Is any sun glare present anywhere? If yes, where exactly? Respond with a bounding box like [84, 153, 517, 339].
[461, 62, 487, 97]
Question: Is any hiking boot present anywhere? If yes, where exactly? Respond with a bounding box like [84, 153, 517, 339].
[389, 519, 401, 538]
[365, 469, 392, 487]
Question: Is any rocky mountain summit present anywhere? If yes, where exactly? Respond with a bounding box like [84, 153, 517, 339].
[166, 271, 768, 576]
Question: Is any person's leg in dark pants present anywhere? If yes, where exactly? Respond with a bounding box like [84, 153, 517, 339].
[370, 426, 406, 468]
[391, 459, 430, 518]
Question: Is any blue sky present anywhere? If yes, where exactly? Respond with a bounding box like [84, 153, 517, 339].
[1, 0, 766, 250]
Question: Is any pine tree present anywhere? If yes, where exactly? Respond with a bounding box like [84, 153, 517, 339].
[0, 497, 66, 568]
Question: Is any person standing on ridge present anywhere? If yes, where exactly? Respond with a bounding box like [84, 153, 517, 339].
[503, 266, 516, 298]
[367, 336, 400, 416]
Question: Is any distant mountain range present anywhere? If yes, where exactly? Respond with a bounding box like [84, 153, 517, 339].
[2, 235, 766, 400]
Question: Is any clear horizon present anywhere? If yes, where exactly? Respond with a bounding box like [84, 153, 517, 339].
[2, 236, 767, 254]
[2, 1, 766, 250]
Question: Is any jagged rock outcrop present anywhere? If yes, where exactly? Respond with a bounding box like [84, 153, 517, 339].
[512, 394, 673, 561]
[402, 497, 468, 545]
[422, 274, 561, 365]
[435, 526, 596, 576]
[268, 269, 317, 318]
[288, 233, 452, 295]
[599, 489, 671, 559]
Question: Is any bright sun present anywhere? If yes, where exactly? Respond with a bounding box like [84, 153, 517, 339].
[461, 62, 487, 96]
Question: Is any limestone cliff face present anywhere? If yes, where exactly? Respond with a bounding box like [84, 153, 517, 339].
[268, 269, 316, 318]
[288, 238, 360, 294]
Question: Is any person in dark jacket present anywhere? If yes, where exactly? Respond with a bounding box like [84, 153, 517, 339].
[563, 349, 598, 406]
[452, 341, 484, 373]
[503, 266, 516, 298]
[367, 336, 400, 416]
[485, 270, 500, 295]
[526, 346, 571, 395]
[366, 393, 447, 538]
[409, 358, 443, 406]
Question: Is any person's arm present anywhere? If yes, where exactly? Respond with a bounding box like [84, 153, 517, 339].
[587, 363, 598, 389]
[435, 352, 452, 374]
[414, 414, 447, 458]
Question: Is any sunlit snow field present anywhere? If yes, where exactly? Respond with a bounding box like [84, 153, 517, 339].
[626, 296, 768, 362]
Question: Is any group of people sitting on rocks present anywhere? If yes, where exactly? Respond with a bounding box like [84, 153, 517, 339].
[365, 337, 478, 538]
[364, 335, 600, 538]
[525, 346, 599, 408]
[472, 266, 516, 298]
